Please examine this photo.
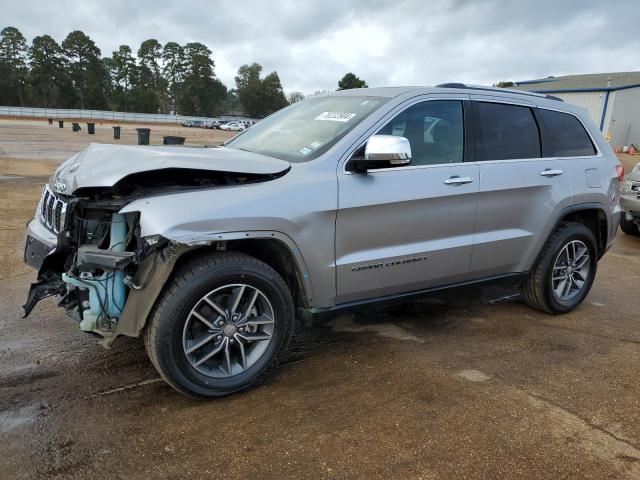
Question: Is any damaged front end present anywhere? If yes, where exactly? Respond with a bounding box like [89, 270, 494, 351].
[23, 184, 166, 341]
[23, 153, 289, 345]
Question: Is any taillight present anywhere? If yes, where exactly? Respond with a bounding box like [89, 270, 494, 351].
[616, 164, 624, 182]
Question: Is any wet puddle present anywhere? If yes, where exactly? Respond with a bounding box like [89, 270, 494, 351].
[0, 404, 39, 433]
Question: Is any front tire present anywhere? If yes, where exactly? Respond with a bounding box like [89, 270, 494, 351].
[521, 222, 597, 314]
[144, 251, 294, 398]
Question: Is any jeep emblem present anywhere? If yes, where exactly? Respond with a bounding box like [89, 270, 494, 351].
[53, 181, 67, 192]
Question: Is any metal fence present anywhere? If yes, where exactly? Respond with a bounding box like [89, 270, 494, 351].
[0, 106, 255, 124]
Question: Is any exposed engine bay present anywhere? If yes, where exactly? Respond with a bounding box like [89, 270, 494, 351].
[23, 163, 289, 342]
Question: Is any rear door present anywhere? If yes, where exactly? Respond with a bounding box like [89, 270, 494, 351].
[335, 97, 479, 304]
[535, 107, 602, 206]
[468, 97, 572, 278]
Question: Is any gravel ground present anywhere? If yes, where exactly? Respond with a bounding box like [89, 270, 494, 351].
[1, 119, 640, 479]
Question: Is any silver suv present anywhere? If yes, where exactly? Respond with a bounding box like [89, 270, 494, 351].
[23, 85, 622, 397]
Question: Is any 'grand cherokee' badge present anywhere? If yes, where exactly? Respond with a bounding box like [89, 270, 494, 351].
[351, 255, 431, 272]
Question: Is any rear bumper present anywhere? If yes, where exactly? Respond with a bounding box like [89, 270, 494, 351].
[609, 206, 622, 252]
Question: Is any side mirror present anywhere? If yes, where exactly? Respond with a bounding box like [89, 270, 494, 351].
[348, 135, 412, 172]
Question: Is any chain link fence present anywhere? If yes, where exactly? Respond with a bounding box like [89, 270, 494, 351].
[0, 106, 254, 125]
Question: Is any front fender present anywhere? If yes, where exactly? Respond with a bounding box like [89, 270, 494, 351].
[119, 167, 338, 309]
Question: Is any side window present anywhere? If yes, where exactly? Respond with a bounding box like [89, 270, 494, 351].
[539, 109, 596, 157]
[378, 100, 464, 166]
[476, 102, 541, 161]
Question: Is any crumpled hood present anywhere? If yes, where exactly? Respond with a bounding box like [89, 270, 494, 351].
[51, 143, 290, 193]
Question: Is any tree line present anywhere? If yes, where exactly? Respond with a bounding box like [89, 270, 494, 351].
[0, 26, 288, 117]
[0, 26, 370, 118]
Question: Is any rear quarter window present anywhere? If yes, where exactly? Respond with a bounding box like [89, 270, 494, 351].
[476, 102, 541, 161]
[539, 109, 597, 157]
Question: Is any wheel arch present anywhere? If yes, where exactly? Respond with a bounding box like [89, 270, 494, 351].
[559, 207, 607, 258]
[535, 203, 608, 267]
[227, 238, 311, 310]
[111, 232, 314, 345]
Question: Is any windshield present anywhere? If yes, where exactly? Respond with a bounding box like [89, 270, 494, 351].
[225, 95, 388, 162]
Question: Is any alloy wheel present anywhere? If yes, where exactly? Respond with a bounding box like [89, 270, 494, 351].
[551, 240, 591, 302]
[182, 284, 275, 378]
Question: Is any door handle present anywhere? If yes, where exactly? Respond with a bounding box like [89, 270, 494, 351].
[540, 169, 563, 177]
[444, 176, 474, 185]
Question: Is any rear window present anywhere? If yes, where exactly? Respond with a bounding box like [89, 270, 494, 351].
[476, 102, 541, 161]
[539, 109, 596, 157]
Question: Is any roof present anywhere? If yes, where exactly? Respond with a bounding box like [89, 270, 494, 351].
[512, 71, 640, 93]
[329, 85, 560, 101]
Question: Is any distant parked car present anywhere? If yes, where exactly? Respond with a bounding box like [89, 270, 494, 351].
[620, 161, 640, 235]
[183, 120, 206, 128]
[220, 122, 246, 132]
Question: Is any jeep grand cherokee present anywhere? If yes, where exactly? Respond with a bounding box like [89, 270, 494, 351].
[23, 85, 622, 397]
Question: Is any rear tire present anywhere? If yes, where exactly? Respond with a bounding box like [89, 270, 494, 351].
[144, 251, 295, 398]
[620, 213, 640, 235]
[521, 222, 597, 314]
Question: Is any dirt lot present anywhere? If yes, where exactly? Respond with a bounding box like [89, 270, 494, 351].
[1, 119, 640, 479]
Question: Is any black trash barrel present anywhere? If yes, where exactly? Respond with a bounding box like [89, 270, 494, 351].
[113, 126, 121, 140]
[72, 122, 81, 132]
[87, 122, 95, 134]
[163, 135, 185, 145]
[136, 128, 150, 145]
[58, 120, 64, 128]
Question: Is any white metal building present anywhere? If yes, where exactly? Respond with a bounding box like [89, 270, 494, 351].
[512, 72, 640, 147]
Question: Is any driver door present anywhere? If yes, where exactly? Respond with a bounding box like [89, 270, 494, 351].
[335, 98, 479, 304]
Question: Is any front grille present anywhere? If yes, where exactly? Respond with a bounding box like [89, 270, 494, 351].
[39, 184, 68, 234]
[55, 201, 63, 227]
[46, 195, 55, 225]
[41, 190, 49, 217]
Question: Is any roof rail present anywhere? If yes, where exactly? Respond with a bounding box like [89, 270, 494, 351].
[435, 83, 564, 102]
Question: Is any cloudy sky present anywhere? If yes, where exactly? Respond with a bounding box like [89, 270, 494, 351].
[3, 0, 640, 94]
